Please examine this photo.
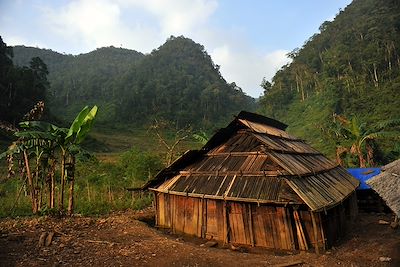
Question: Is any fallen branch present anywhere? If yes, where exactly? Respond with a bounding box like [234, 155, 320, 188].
[84, 239, 115, 245]
[274, 260, 304, 267]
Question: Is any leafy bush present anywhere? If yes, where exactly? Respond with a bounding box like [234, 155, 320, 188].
[119, 148, 163, 185]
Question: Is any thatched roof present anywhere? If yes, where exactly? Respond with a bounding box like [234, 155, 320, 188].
[145, 111, 359, 212]
[366, 159, 400, 217]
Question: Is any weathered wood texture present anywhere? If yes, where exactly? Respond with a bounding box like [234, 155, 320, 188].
[150, 112, 359, 252]
[320, 193, 357, 248]
[155, 192, 358, 251]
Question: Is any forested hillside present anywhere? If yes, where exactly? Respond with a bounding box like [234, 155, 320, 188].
[13, 45, 144, 123]
[0, 37, 49, 125]
[259, 0, 400, 161]
[13, 36, 255, 128]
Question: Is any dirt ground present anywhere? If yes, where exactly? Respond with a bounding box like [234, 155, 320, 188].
[0, 209, 399, 267]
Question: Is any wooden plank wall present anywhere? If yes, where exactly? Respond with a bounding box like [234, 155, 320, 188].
[297, 209, 325, 251]
[156, 193, 329, 251]
[156, 194, 226, 240]
[228, 203, 252, 245]
[251, 205, 295, 250]
[156, 193, 172, 228]
[320, 192, 358, 248]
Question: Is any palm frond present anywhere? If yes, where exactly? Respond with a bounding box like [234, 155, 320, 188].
[361, 131, 400, 143]
[374, 119, 400, 131]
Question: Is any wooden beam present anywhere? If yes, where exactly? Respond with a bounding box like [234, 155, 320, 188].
[206, 151, 262, 156]
[179, 170, 286, 177]
[149, 188, 303, 205]
[318, 212, 326, 252]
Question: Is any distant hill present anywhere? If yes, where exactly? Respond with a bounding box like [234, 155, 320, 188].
[13, 37, 255, 128]
[13, 45, 145, 123]
[258, 0, 400, 159]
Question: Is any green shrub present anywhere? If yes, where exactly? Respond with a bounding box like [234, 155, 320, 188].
[119, 148, 163, 184]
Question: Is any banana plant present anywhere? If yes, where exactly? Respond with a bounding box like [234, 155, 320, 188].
[1, 105, 98, 215]
[62, 105, 98, 214]
[1, 121, 62, 213]
[332, 114, 400, 167]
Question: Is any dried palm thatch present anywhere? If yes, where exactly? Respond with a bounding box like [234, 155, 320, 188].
[367, 159, 400, 217]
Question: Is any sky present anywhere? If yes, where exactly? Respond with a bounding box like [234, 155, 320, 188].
[0, 0, 352, 97]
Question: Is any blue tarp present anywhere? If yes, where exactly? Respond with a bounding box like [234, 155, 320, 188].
[347, 168, 381, 190]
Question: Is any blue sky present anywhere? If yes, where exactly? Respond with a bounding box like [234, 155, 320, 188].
[0, 0, 352, 97]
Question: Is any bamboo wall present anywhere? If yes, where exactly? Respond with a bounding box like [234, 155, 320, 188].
[154, 192, 357, 252]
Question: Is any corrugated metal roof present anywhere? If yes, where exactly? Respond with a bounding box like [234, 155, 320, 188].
[149, 111, 359, 211]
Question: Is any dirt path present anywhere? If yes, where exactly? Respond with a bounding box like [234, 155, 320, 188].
[0, 210, 398, 267]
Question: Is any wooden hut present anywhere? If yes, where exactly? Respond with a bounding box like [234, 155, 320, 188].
[144, 111, 359, 252]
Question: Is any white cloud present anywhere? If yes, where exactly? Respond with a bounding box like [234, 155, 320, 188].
[3, 35, 45, 48]
[118, 0, 218, 35]
[41, 0, 217, 53]
[41, 0, 161, 53]
[36, 0, 289, 97]
[211, 45, 290, 97]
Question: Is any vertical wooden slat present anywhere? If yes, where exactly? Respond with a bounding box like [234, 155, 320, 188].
[271, 207, 280, 249]
[154, 192, 159, 226]
[198, 198, 203, 237]
[171, 195, 175, 233]
[293, 210, 308, 250]
[223, 201, 228, 244]
[283, 208, 295, 250]
[248, 204, 255, 247]
[202, 198, 207, 238]
[318, 212, 326, 252]
[311, 211, 319, 254]
[277, 207, 290, 250]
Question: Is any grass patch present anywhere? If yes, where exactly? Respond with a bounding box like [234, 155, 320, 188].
[0, 125, 202, 218]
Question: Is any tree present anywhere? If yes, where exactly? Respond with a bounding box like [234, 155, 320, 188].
[0, 42, 49, 124]
[330, 114, 400, 167]
[260, 78, 272, 96]
[1, 104, 98, 215]
[149, 119, 191, 165]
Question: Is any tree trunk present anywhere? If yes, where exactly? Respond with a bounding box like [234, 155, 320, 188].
[67, 156, 76, 216]
[357, 146, 366, 168]
[23, 151, 37, 214]
[50, 172, 55, 209]
[366, 142, 375, 167]
[335, 146, 347, 166]
[67, 179, 75, 216]
[49, 159, 56, 209]
[59, 150, 66, 213]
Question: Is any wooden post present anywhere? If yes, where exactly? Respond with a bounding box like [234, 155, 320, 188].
[171, 195, 175, 233]
[154, 192, 159, 226]
[203, 199, 207, 238]
[318, 213, 326, 251]
[310, 211, 320, 254]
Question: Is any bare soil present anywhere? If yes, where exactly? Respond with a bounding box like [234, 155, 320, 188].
[0, 209, 398, 267]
